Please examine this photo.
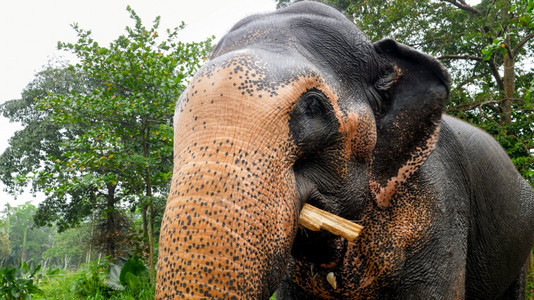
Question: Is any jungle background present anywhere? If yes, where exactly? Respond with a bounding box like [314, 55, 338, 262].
[0, 0, 532, 298]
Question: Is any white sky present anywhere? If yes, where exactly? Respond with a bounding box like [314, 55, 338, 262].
[0, 0, 276, 208]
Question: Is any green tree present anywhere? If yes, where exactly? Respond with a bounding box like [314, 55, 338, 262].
[2, 203, 54, 266]
[0, 217, 10, 259]
[0, 63, 94, 197]
[30, 6, 211, 282]
[42, 224, 90, 269]
[279, 0, 534, 185]
[0, 61, 132, 271]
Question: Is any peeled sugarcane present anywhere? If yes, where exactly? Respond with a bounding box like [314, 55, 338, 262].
[298, 203, 363, 242]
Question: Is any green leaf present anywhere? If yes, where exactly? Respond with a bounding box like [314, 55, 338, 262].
[119, 257, 147, 286]
[124, 272, 142, 291]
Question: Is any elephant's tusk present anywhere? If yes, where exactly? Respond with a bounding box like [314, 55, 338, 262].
[326, 272, 337, 290]
[298, 203, 364, 242]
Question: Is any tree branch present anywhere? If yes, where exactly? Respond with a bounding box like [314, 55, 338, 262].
[508, 132, 533, 155]
[455, 72, 478, 90]
[505, 43, 514, 59]
[448, 97, 525, 112]
[441, 0, 482, 15]
[487, 59, 504, 91]
[513, 32, 534, 57]
[437, 54, 483, 61]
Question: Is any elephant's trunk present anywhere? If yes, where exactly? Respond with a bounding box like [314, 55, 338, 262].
[156, 53, 303, 298]
[157, 152, 299, 298]
[158, 162, 297, 298]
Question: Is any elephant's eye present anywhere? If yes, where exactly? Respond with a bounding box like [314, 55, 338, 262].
[289, 89, 340, 154]
[302, 91, 327, 118]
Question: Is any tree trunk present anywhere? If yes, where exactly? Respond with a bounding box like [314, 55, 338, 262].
[64, 254, 70, 270]
[106, 183, 117, 259]
[86, 246, 91, 264]
[148, 202, 155, 284]
[87, 210, 95, 263]
[142, 205, 148, 241]
[500, 4, 514, 125]
[20, 226, 27, 267]
[502, 38, 514, 125]
[143, 126, 156, 284]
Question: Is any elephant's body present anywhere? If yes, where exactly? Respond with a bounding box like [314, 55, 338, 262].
[440, 116, 533, 298]
[156, 2, 534, 299]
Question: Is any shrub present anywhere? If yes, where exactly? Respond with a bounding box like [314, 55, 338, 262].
[34, 269, 77, 300]
[0, 261, 41, 300]
[72, 260, 111, 298]
[106, 256, 153, 299]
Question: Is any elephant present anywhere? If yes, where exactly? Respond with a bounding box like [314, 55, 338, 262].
[156, 2, 534, 299]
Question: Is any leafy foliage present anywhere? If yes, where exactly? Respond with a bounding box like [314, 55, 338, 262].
[31, 7, 211, 262]
[106, 256, 150, 296]
[527, 265, 534, 298]
[34, 269, 78, 299]
[0, 261, 42, 300]
[0, 203, 95, 272]
[118, 256, 147, 288]
[88, 210, 133, 260]
[41, 223, 91, 269]
[37, 5, 210, 199]
[72, 260, 111, 298]
[0, 219, 9, 259]
[1, 203, 54, 266]
[72, 259, 151, 299]
[0, 204, 154, 298]
[0, 6, 212, 270]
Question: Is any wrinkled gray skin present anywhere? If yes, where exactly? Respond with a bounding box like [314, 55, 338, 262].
[156, 2, 534, 299]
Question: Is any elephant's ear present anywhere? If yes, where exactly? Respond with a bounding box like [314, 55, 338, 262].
[369, 38, 450, 208]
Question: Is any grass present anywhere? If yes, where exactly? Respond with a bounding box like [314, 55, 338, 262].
[34, 270, 79, 300]
[526, 268, 534, 300]
[25, 262, 534, 299]
[33, 264, 154, 300]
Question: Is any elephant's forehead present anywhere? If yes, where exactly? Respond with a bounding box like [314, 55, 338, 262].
[177, 51, 341, 132]
[186, 51, 338, 102]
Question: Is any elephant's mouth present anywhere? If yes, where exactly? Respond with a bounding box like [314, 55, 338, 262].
[291, 228, 348, 271]
[292, 181, 351, 271]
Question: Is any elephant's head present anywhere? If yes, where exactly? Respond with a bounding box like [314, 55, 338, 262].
[156, 2, 449, 298]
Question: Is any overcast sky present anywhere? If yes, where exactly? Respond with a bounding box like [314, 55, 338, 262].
[0, 0, 276, 208]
